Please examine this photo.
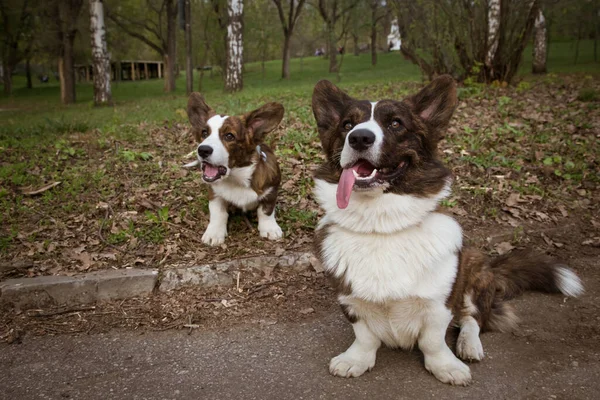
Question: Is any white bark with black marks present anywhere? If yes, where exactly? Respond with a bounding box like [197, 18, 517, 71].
[89, 0, 112, 105]
[532, 8, 547, 74]
[486, 0, 501, 67]
[226, 0, 244, 92]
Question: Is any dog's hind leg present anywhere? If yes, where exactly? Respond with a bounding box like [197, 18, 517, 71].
[455, 292, 484, 362]
[456, 314, 484, 362]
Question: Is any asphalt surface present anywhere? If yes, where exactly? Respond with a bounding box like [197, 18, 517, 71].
[1, 289, 598, 400]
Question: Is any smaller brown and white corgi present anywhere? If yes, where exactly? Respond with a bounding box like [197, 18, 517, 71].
[185, 93, 284, 246]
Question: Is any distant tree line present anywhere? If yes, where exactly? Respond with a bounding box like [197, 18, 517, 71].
[0, 0, 597, 104]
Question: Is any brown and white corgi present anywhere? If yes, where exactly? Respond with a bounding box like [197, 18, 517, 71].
[185, 93, 284, 246]
[311, 76, 584, 385]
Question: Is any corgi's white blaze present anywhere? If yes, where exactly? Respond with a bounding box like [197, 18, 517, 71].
[198, 115, 229, 167]
[314, 179, 452, 234]
[340, 101, 382, 167]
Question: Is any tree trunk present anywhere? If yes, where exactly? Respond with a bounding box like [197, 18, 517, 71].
[352, 34, 359, 56]
[89, 0, 112, 105]
[327, 23, 337, 73]
[2, 62, 12, 95]
[574, 24, 582, 64]
[371, 17, 377, 66]
[282, 33, 291, 79]
[225, 0, 244, 92]
[26, 58, 32, 89]
[60, 32, 77, 104]
[164, 0, 177, 92]
[185, 0, 193, 95]
[485, 0, 501, 69]
[532, 8, 547, 74]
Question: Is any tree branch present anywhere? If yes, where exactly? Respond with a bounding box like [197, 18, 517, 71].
[108, 13, 163, 54]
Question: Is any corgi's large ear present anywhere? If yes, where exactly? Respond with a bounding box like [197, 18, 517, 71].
[404, 75, 457, 141]
[244, 102, 284, 143]
[312, 80, 353, 159]
[187, 93, 214, 141]
[312, 80, 352, 132]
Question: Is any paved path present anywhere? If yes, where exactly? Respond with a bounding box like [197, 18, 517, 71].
[1, 290, 598, 400]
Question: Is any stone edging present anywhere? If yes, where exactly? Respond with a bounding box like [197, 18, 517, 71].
[0, 252, 319, 310]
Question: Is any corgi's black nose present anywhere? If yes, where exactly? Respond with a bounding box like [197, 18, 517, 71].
[348, 129, 376, 151]
[197, 145, 213, 159]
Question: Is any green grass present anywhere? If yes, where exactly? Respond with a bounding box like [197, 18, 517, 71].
[1, 40, 597, 135]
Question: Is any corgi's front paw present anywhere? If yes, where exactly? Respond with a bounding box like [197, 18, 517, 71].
[202, 224, 227, 246]
[259, 220, 283, 240]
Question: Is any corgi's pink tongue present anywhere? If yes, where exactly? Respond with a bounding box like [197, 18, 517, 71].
[204, 164, 219, 178]
[337, 167, 357, 209]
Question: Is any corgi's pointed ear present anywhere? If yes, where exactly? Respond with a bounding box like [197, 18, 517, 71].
[244, 102, 284, 142]
[404, 75, 457, 139]
[188, 93, 214, 127]
[312, 80, 353, 159]
[312, 80, 353, 133]
[187, 93, 215, 141]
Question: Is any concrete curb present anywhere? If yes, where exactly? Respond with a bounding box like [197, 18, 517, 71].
[0, 252, 318, 309]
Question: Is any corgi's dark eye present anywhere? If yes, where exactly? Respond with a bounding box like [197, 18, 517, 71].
[390, 120, 402, 129]
[224, 133, 236, 142]
[201, 129, 209, 139]
[344, 122, 353, 131]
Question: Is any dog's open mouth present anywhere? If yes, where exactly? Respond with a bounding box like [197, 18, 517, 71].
[202, 163, 228, 182]
[337, 159, 408, 209]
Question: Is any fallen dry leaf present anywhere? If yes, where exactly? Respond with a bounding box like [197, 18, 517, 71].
[21, 181, 61, 196]
[495, 242, 515, 255]
[505, 193, 521, 207]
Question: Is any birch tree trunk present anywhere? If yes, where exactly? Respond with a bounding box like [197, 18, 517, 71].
[532, 8, 547, 74]
[485, 0, 501, 69]
[89, 0, 112, 105]
[225, 0, 243, 92]
[185, 0, 193, 95]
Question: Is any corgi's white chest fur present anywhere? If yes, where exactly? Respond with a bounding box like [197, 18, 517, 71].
[321, 212, 461, 303]
[315, 178, 462, 303]
[211, 164, 258, 211]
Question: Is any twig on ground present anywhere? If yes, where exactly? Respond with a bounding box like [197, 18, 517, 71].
[28, 207, 60, 226]
[242, 214, 255, 231]
[247, 279, 283, 295]
[97, 207, 129, 254]
[26, 306, 96, 318]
